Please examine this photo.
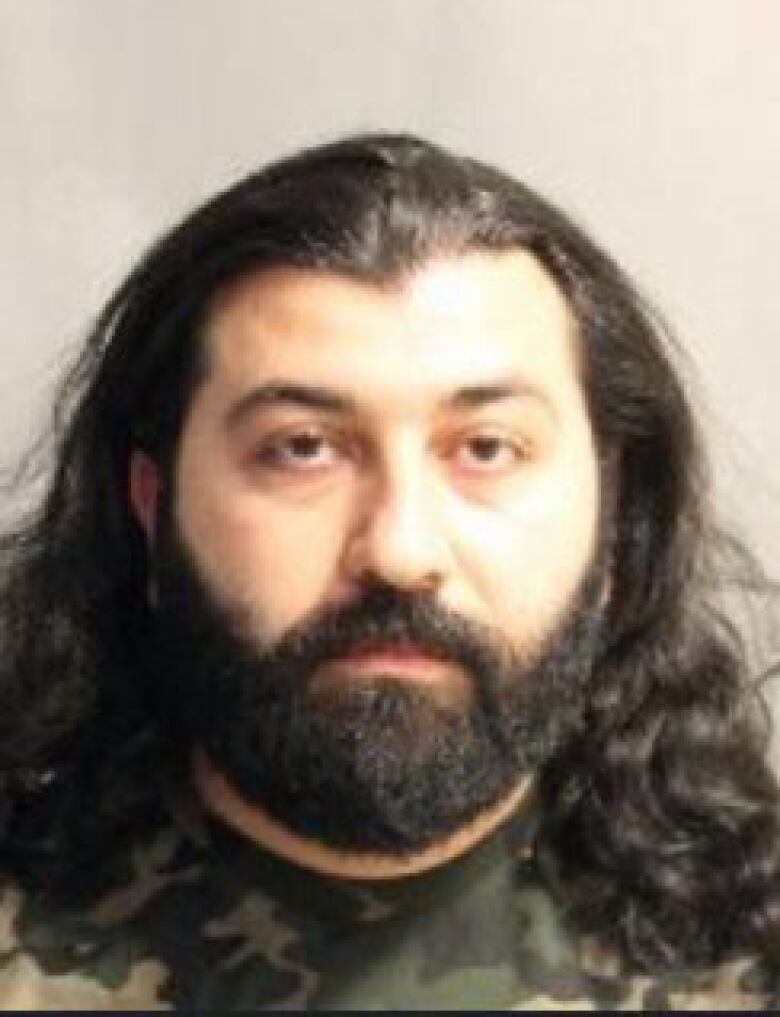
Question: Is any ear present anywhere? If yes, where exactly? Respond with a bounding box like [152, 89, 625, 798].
[129, 450, 161, 543]
[599, 570, 613, 610]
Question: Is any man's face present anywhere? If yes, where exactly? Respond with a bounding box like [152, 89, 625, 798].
[145, 251, 604, 853]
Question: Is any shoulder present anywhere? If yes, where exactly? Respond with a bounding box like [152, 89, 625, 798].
[0, 822, 206, 1012]
[512, 955, 771, 1010]
[0, 875, 171, 1010]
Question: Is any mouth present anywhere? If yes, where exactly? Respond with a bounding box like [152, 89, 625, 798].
[329, 641, 453, 676]
[338, 640, 448, 660]
[311, 641, 470, 705]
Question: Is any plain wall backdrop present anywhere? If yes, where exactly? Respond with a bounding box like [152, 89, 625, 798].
[1, 0, 779, 748]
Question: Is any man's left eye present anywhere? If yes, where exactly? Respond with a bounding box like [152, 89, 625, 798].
[457, 434, 527, 469]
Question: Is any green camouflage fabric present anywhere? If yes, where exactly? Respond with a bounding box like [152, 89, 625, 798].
[0, 792, 774, 1011]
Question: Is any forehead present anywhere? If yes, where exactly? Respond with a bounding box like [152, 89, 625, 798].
[201, 251, 582, 418]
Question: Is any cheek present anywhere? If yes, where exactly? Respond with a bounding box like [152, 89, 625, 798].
[460, 459, 599, 641]
[177, 477, 347, 634]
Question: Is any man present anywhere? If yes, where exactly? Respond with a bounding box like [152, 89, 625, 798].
[0, 132, 778, 1009]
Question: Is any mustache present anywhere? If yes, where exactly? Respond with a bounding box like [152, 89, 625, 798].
[256, 579, 509, 683]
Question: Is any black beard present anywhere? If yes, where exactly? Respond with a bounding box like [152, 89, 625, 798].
[148, 509, 609, 857]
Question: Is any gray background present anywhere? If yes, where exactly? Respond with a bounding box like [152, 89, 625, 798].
[1, 0, 778, 722]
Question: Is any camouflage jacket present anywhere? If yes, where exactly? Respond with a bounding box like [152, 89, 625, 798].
[0, 794, 773, 1010]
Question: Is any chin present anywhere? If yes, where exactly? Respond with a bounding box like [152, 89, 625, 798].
[193, 746, 532, 880]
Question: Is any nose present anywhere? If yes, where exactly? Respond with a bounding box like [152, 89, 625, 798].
[342, 449, 449, 594]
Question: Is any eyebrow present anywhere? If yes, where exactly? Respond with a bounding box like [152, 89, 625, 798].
[224, 376, 554, 430]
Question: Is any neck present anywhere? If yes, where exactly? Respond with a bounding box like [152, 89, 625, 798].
[191, 746, 534, 881]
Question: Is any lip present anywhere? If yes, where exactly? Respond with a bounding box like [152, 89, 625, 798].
[332, 644, 450, 672]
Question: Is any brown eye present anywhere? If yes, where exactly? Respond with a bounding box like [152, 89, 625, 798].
[457, 433, 527, 470]
[256, 429, 340, 471]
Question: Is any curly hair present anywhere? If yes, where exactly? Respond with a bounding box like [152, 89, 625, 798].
[1, 132, 778, 971]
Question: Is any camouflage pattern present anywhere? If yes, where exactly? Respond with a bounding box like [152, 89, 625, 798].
[0, 793, 773, 1010]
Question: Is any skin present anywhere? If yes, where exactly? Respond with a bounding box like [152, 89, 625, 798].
[130, 250, 601, 879]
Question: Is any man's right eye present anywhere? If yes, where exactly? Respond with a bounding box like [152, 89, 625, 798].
[254, 429, 343, 471]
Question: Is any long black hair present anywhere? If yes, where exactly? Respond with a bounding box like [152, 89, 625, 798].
[1, 132, 778, 971]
